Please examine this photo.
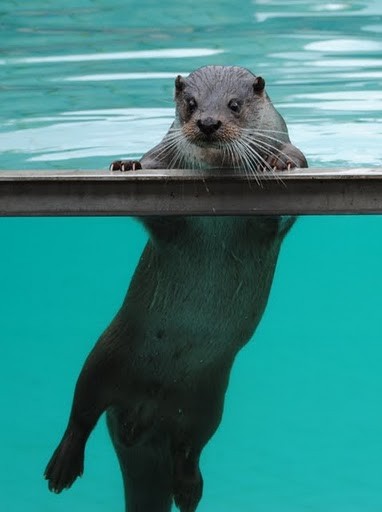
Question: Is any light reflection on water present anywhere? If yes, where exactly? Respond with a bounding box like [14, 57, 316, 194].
[0, 108, 174, 162]
[2, 48, 223, 65]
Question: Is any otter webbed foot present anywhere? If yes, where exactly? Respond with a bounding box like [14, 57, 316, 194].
[44, 429, 85, 493]
[173, 473, 203, 512]
[110, 160, 142, 171]
[173, 450, 203, 512]
[266, 142, 308, 170]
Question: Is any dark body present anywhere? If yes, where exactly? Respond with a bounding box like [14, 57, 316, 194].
[45, 66, 307, 512]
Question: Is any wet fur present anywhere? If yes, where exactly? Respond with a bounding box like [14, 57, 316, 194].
[45, 66, 307, 512]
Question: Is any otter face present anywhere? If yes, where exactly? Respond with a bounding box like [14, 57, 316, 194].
[174, 65, 266, 148]
[164, 65, 296, 173]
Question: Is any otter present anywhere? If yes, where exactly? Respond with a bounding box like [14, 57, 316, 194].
[44, 66, 307, 512]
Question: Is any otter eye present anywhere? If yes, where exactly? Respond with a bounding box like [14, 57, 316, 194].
[228, 99, 242, 113]
[186, 97, 197, 113]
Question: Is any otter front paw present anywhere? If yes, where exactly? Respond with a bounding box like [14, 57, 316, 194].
[44, 431, 85, 493]
[109, 160, 142, 172]
[266, 143, 308, 170]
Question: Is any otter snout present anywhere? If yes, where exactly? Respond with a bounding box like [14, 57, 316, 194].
[197, 117, 222, 136]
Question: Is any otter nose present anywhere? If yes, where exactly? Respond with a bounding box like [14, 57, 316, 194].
[197, 117, 222, 136]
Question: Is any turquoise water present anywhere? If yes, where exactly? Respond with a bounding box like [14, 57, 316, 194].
[1, 1, 382, 510]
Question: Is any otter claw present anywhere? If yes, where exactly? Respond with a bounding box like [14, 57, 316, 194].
[109, 160, 120, 171]
[110, 160, 142, 172]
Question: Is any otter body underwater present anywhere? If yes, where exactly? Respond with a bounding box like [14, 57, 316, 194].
[45, 66, 307, 512]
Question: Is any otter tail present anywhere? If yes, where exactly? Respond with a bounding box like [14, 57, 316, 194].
[107, 419, 173, 512]
[123, 443, 173, 512]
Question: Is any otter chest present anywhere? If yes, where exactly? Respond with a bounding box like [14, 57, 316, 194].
[146, 217, 280, 323]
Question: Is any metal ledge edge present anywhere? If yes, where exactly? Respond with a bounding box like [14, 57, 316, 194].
[1, 168, 382, 216]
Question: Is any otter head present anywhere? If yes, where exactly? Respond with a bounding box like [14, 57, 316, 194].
[174, 65, 266, 150]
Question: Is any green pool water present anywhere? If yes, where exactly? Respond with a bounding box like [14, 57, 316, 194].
[1, 1, 382, 510]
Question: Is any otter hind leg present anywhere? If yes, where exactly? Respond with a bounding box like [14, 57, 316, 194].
[173, 448, 203, 512]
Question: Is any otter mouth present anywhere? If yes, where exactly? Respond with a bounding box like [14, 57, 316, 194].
[189, 134, 224, 149]
[182, 120, 240, 150]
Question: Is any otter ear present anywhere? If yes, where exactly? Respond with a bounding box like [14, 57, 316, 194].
[175, 75, 186, 98]
[253, 76, 265, 93]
